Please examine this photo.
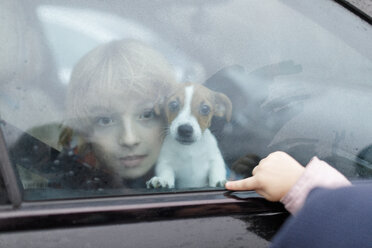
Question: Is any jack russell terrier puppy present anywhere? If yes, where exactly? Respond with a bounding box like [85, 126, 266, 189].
[146, 82, 232, 189]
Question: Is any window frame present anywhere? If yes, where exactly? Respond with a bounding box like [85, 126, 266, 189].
[336, 0, 372, 24]
[0, 127, 22, 208]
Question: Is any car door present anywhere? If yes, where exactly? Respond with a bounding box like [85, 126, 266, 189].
[0, 125, 287, 248]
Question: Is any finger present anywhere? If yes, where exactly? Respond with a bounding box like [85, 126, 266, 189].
[252, 165, 259, 176]
[225, 177, 258, 191]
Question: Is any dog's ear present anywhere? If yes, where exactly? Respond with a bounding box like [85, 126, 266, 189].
[214, 92, 232, 122]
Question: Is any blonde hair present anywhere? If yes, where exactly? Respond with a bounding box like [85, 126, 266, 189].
[65, 40, 177, 130]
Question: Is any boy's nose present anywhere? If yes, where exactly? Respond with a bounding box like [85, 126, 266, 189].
[118, 118, 140, 148]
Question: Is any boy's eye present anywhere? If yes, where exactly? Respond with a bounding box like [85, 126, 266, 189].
[139, 109, 155, 120]
[200, 104, 211, 116]
[95, 117, 115, 126]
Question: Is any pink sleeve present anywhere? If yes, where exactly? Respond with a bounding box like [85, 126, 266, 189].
[280, 157, 351, 215]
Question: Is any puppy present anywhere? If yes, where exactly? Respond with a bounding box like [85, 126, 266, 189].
[146, 83, 232, 189]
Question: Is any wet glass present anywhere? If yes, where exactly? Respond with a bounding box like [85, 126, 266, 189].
[1, 0, 372, 201]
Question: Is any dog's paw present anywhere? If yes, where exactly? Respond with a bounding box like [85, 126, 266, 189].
[215, 179, 227, 188]
[146, 177, 169, 189]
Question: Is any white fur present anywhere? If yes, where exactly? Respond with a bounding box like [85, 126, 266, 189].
[147, 85, 226, 188]
[169, 86, 202, 142]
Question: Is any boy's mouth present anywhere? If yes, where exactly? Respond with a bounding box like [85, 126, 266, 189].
[119, 155, 147, 168]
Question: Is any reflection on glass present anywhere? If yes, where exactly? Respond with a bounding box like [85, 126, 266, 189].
[1, 0, 372, 201]
[0, 0, 63, 142]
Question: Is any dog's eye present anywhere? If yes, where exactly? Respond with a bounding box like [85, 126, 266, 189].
[200, 104, 211, 115]
[168, 100, 180, 112]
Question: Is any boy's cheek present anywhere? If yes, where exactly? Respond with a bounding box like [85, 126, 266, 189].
[138, 118, 164, 130]
[91, 142, 116, 164]
[143, 127, 164, 144]
[90, 126, 118, 140]
[89, 133, 117, 151]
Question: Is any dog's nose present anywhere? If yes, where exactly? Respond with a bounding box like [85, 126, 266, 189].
[178, 124, 193, 138]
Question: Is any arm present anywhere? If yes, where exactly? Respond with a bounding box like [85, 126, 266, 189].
[280, 156, 351, 214]
[271, 185, 372, 247]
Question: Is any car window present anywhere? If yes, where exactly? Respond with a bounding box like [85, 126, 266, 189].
[1, 0, 372, 201]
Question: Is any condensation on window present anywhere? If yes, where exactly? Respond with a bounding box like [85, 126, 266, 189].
[1, 0, 372, 200]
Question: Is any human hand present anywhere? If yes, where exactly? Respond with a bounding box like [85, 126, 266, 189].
[225, 151, 305, 201]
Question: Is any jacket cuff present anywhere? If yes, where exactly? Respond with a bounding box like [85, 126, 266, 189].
[280, 157, 351, 214]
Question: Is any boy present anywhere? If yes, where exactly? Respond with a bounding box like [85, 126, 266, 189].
[61, 40, 177, 189]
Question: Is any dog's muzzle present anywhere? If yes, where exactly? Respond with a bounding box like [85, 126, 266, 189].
[176, 124, 195, 145]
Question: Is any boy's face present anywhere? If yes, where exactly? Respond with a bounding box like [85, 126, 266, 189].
[86, 93, 164, 179]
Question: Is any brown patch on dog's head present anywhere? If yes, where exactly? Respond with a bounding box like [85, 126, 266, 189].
[163, 83, 232, 132]
[162, 85, 186, 125]
[190, 84, 214, 132]
[191, 83, 232, 131]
